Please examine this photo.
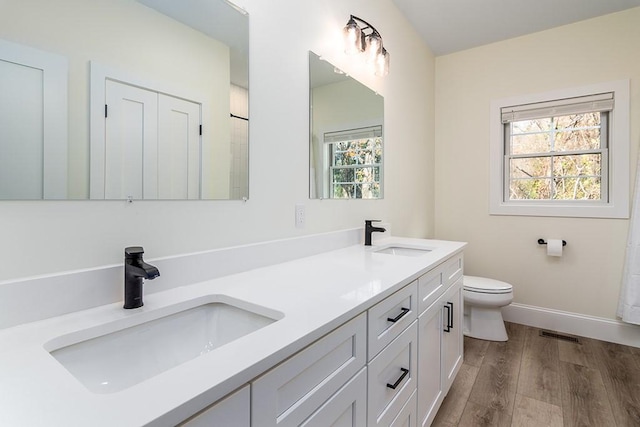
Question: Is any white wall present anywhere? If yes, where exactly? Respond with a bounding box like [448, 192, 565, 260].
[434, 8, 640, 320]
[0, 0, 435, 281]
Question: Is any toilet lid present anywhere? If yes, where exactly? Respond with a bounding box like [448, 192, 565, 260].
[463, 275, 513, 294]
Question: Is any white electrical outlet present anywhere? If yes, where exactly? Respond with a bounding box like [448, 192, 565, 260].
[295, 204, 305, 228]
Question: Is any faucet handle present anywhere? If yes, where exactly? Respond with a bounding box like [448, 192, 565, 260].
[365, 219, 382, 224]
[125, 246, 144, 259]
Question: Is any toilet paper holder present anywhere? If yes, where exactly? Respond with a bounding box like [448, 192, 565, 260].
[537, 239, 567, 246]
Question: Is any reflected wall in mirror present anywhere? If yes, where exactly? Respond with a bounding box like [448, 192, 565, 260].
[0, 0, 249, 200]
[309, 52, 384, 200]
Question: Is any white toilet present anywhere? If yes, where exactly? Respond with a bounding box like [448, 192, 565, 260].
[463, 275, 513, 341]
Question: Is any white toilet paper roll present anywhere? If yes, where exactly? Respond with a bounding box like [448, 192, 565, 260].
[547, 239, 563, 257]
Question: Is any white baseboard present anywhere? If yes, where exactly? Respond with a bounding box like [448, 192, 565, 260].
[502, 303, 640, 349]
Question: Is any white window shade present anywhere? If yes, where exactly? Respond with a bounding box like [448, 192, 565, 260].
[501, 92, 614, 123]
[324, 125, 382, 144]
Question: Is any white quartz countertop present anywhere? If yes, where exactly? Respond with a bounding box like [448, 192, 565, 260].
[0, 237, 465, 426]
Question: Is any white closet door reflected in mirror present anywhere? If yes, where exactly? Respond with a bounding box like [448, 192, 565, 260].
[96, 80, 202, 200]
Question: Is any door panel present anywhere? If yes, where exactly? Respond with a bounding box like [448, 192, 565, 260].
[158, 94, 201, 199]
[0, 59, 43, 199]
[104, 80, 158, 199]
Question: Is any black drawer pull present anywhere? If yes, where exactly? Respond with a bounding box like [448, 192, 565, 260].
[386, 368, 410, 390]
[387, 307, 410, 323]
[443, 304, 451, 333]
[447, 302, 454, 330]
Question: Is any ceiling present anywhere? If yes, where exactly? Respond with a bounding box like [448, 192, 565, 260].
[392, 0, 640, 56]
[137, 0, 249, 87]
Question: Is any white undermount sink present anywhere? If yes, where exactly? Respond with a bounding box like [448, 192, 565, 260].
[46, 296, 282, 394]
[374, 244, 432, 257]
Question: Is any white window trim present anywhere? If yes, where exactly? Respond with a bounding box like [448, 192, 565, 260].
[489, 80, 630, 219]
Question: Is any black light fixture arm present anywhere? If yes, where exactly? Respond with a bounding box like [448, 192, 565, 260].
[349, 15, 382, 38]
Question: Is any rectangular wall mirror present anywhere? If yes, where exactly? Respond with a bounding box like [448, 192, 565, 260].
[309, 51, 384, 199]
[0, 0, 249, 200]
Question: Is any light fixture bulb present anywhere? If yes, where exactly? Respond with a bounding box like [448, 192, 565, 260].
[374, 48, 389, 76]
[343, 17, 362, 55]
[364, 33, 382, 63]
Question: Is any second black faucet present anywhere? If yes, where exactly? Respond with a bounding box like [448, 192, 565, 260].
[365, 220, 386, 246]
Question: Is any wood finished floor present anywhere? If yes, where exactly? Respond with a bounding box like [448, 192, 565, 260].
[432, 322, 640, 427]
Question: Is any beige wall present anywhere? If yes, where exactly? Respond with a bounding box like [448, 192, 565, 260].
[434, 8, 640, 319]
[0, 0, 436, 280]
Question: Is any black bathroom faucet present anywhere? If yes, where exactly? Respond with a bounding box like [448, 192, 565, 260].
[364, 220, 386, 246]
[124, 246, 160, 309]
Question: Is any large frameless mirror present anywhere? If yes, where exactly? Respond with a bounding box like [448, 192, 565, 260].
[308, 52, 384, 199]
[0, 0, 249, 200]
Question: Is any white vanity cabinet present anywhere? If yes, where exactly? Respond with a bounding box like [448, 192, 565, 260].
[179, 384, 250, 427]
[178, 251, 463, 427]
[251, 313, 367, 427]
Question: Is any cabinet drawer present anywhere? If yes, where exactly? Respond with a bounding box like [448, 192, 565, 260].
[252, 313, 367, 427]
[442, 253, 463, 286]
[417, 269, 444, 316]
[300, 367, 367, 427]
[368, 321, 418, 427]
[179, 385, 249, 427]
[418, 253, 463, 315]
[390, 390, 417, 427]
[368, 282, 418, 360]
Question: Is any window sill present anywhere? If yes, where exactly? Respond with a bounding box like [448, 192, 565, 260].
[489, 201, 629, 219]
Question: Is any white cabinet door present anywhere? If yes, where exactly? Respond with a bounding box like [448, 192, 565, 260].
[179, 385, 249, 427]
[417, 299, 444, 427]
[441, 277, 464, 393]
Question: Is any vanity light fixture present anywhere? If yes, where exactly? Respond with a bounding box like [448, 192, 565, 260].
[343, 15, 389, 76]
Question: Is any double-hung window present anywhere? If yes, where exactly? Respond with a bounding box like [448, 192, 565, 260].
[324, 126, 382, 199]
[490, 81, 629, 218]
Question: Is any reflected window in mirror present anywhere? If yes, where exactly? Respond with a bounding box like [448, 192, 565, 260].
[0, 0, 249, 201]
[326, 126, 382, 199]
[309, 52, 384, 199]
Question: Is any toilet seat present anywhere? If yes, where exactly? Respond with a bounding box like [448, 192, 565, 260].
[464, 275, 512, 295]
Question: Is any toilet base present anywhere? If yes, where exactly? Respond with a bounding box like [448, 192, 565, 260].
[463, 305, 508, 341]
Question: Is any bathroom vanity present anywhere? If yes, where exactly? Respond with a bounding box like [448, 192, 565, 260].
[0, 233, 465, 426]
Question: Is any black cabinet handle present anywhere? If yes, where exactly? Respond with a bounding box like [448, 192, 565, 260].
[447, 302, 454, 330]
[387, 307, 410, 323]
[386, 368, 409, 390]
[443, 304, 451, 333]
